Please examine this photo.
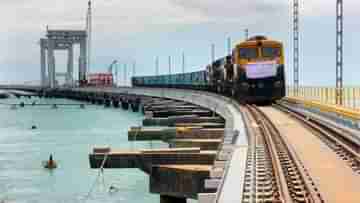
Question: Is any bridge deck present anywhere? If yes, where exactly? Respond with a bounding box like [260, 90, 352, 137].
[262, 107, 360, 203]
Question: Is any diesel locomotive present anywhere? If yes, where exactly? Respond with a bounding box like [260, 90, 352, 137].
[132, 36, 285, 103]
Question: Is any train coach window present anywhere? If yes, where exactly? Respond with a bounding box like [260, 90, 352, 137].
[262, 47, 281, 58]
[239, 48, 258, 59]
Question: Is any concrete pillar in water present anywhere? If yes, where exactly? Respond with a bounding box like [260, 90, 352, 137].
[160, 195, 186, 203]
[79, 38, 87, 83]
[121, 99, 129, 110]
[113, 99, 120, 108]
[97, 98, 104, 105]
[40, 39, 47, 87]
[131, 102, 140, 112]
[67, 45, 74, 86]
[47, 39, 56, 88]
[104, 99, 111, 107]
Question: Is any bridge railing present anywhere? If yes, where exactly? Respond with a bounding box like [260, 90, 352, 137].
[286, 86, 360, 110]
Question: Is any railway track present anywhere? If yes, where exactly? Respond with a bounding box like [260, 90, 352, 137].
[275, 102, 360, 174]
[241, 105, 323, 203]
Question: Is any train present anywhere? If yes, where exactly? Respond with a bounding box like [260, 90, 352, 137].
[132, 36, 285, 103]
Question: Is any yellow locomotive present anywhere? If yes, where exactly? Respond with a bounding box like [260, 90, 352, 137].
[210, 36, 285, 102]
[133, 36, 285, 103]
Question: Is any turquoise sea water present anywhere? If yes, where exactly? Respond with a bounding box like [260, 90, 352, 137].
[0, 96, 166, 203]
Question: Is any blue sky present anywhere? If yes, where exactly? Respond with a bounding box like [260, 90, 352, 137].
[0, 0, 359, 86]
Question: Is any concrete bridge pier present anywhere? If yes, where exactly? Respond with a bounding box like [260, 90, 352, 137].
[160, 195, 186, 203]
[90, 97, 96, 104]
[96, 98, 104, 105]
[46, 92, 53, 98]
[68, 93, 76, 100]
[130, 101, 140, 112]
[83, 95, 90, 102]
[104, 99, 111, 107]
[112, 99, 120, 108]
[85, 95, 91, 102]
[73, 92, 81, 101]
[121, 98, 129, 110]
[141, 105, 146, 114]
[75, 93, 82, 101]
[90, 147, 215, 201]
[38, 91, 44, 98]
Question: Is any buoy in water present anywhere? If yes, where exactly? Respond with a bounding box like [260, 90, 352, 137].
[51, 104, 58, 109]
[109, 185, 120, 194]
[31, 125, 37, 130]
[19, 102, 25, 107]
[43, 154, 57, 169]
[32, 101, 36, 106]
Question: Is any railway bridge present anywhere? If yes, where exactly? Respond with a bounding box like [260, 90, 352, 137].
[1, 0, 358, 201]
[1, 85, 360, 203]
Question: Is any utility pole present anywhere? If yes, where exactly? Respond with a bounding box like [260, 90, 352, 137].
[336, 0, 343, 105]
[245, 29, 249, 40]
[168, 56, 172, 74]
[211, 44, 215, 64]
[155, 57, 159, 76]
[124, 63, 127, 87]
[132, 61, 136, 77]
[293, 0, 300, 96]
[168, 56, 172, 84]
[227, 37, 231, 55]
[182, 52, 185, 74]
[115, 62, 118, 86]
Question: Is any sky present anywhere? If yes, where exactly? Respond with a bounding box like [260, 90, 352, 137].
[0, 0, 359, 86]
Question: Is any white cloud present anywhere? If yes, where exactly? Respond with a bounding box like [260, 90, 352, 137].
[1, 0, 360, 84]
[298, 0, 360, 17]
[169, 0, 285, 17]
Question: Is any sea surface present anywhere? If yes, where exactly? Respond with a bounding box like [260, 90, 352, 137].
[0, 96, 167, 203]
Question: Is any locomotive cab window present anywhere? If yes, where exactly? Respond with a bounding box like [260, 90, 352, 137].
[239, 48, 258, 59]
[262, 47, 281, 58]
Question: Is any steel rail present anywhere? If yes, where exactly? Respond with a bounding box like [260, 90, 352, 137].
[275, 103, 360, 172]
[247, 104, 293, 203]
[255, 105, 324, 203]
[240, 106, 257, 202]
[247, 105, 324, 203]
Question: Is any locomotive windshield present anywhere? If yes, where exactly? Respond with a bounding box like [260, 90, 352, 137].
[262, 47, 281, 58]
[239, 48, 258, 59]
